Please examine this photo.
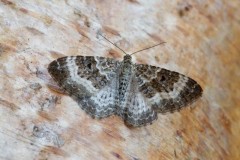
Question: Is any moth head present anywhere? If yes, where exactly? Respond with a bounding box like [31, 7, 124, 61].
[123, 54, 132, 61]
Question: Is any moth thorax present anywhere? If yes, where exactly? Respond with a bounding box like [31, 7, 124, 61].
[123, 54, 132, 68]
[123, 54, 132, 63]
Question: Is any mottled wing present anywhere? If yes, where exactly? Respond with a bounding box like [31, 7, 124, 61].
[48, 56, 120, 118]
[121, 75, 157, 127]
[134, 64, 202, 113]
[79, 73, 120, 119]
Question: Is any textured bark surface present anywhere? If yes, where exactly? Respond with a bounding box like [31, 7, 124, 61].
[0, 0, 239, 160]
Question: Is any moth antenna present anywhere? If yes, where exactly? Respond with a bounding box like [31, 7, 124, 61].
[98, 33, 128, 55]
[130, 42, 166, 56]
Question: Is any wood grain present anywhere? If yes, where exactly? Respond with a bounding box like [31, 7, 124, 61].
[0, 0, 239, 159]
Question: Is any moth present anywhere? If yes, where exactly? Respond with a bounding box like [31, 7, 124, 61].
[48, 35, 202, 127]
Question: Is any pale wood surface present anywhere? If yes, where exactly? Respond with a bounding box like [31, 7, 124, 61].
[0, 0, 239, 160]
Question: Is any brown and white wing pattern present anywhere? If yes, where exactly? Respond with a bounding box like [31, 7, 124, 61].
[48, 56, 120, 118]
[120, 76, 157, 127]
[134, 64, 202, 113]
[48, 55, 202, 126]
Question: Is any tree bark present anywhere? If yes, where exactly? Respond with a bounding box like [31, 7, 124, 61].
[0, 0, 239, 159]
